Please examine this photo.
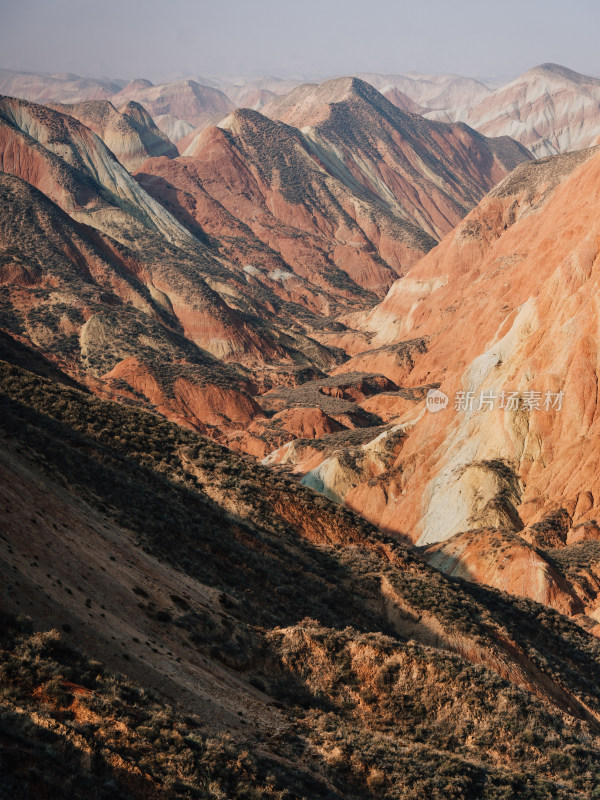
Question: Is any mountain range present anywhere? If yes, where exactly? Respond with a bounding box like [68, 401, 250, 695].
[3, 62, 600, 159]
[426, 63, 600, 157]
[265, 142, 600, 626]
[3, 58, 600, 799]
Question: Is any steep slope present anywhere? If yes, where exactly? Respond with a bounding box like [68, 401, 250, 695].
[262, 77, 532, 240]
[3, 359, 600, 798]
[424, 528, 585, 617]
[112, 78, 235, 142]
[0, 95, 193, 245]
[49, 99, 178, 169]
[140, 107, 434, 303]
[356, 146, 600, 536]
[429, 63, 600, 157]
[0, 173, 278, 438]
[275, 144, 600, 618]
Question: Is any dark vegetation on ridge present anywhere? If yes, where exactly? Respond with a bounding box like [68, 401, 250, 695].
[2, 359, 600, 798]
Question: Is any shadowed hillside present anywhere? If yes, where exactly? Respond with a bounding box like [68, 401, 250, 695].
[2, 358, 600, 798]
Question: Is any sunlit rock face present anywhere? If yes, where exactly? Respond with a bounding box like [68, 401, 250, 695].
[262, 76, 531, 240]
[273, 146, 600, 554]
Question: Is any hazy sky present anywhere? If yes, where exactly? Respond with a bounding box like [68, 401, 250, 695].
[2, 0, 599, 83]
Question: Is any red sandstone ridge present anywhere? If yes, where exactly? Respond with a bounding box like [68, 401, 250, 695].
[138, 82, 530, 310]
[0, 96, 350, 375]
[424, 529, 584, 617]
[268, 406, 345, 439]
[139, 108, 433, 303]
[230, 406, 347, 458]
[423, 527, 600, 629]
[261, 77, 531, 240]
[48, 99, 178, 170]
[0, 95, 193, 246]
[104, 357, 261, 435]
[270, 144, 600, 624]
[0, 102, 364, 446]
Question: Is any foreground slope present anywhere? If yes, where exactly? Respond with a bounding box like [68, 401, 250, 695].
[2, 358, 600, 798]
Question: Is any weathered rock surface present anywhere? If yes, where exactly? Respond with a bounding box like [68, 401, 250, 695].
[428, 63, 600, 158]
[262, 77, 531, 240]
[0, 173, 273, 438]
[48, 99, 178, 169]
[0, 95, 193, 245]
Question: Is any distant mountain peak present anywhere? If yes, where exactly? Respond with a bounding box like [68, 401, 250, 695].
[523, 62, 600, 85]
[123, 77, 154, 90]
